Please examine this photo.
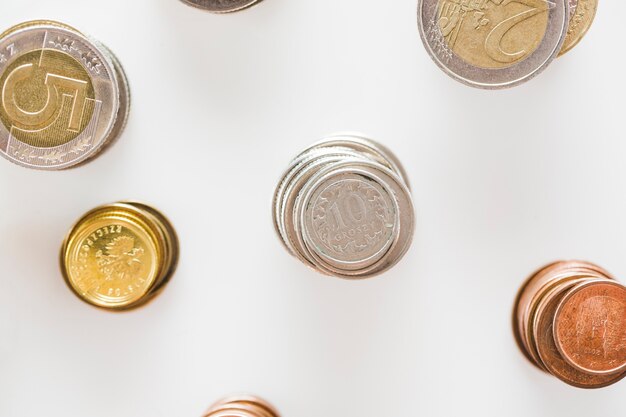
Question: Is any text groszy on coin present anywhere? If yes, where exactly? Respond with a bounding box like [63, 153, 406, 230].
[273, 134, 415, 279]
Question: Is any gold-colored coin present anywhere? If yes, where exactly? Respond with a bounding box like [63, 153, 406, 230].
[0, 49, 96, 147]
[559, 0, 598, 56]
[436, 0, 551, 69]
[61, 202, 178, 311]
[0, 20, 130, 169]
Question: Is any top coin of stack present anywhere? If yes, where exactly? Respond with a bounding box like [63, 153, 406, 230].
[418, 0, 599, 88]
[0, 20, 130, 169]
[180, 0, 265, 13]
[514, 260, 626, 388]
[61, 202, 179, 311]
[273, 134, 415, 279]
[204, 396, 280, 417]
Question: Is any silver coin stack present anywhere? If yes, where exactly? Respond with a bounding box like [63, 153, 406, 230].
[273, 134, 415, 279]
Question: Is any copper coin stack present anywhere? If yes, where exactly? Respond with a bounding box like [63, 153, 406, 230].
[60, 202, 179, 311]
[514, 260, 626, 388]
[204, 396, 280, 417]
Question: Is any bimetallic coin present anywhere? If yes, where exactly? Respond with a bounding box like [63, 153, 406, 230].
[567, 0, 579, 19]
[554, 280, 626, 375]
[61, 202, 178, 311]
[418, 0, 569, 88]
[0, 21, 129, 169]
[559, 0, 598, 55]
[180, 0, 264, 13]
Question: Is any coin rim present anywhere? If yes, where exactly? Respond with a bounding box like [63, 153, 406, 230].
[0, 21, 122, 169]
[180, 0, 264, 14]
[553, 279, 626, 375]
[417, 0, 569, 88]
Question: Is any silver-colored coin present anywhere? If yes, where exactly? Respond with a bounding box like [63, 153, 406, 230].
[417, 0, 569, 88]
[281, 155, 368, 269]
[273, 146, 364, 251]
[180, 0, 264, 13]
[299, 164, 400, 275]
[276, 144, 397, 269]
[273, 135, 415, 279]
[297, 161, 414, 279]
[305, 133, 411, 188]
[0, 21, 128, 169]
[273, 146, 362, 240]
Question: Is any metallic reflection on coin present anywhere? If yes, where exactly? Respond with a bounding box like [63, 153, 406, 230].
[554, 280, 626, 375]
[559, 0, 598, 55]
[417, 0, 569, 88]
[514, 260, 626, 388]
[0, 20, 129, 170]
[205, 395, 280, 417]
[61, 202, 178, 311]
[273, 134, 414, 279]
[180, 0, 264, 13]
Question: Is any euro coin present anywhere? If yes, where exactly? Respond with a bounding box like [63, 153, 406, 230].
[554, 280, 626, 375]
[559, 0, 598, 55]
[514, 260, 626, 388]
[418, 0, 569, 88]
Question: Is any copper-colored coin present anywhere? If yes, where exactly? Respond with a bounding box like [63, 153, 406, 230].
[514, 260, 612, 368]
[554, 280, 626, 375]
[534, 278, 626, 388]
[205, 396, 280, 417]
[207, 405, 270, 417]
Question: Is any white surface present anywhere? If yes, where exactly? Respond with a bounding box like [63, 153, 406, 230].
[0, 0, 625, 416]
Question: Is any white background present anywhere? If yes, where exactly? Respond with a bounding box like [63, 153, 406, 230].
[0, 0, 625, 416]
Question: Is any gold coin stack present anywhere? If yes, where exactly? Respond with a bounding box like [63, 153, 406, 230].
[204, 396, 280, 417]
[61, 202, 178, 311]
[515, 261, 626, 388]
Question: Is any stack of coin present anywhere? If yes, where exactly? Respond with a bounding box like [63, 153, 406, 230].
[560, 0, 598, 56]
[61, 202, 178, 311]
[205, 395, 280, 417]
[273, 134, 414, 279]
[418, 0, 599, 88]
[514, 261, 626, 388]
[180, 0, 265, 13]
[0, 20, 130, 169]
